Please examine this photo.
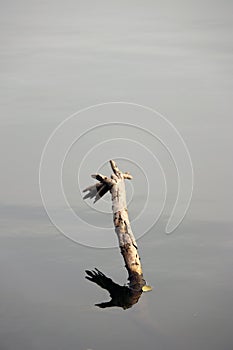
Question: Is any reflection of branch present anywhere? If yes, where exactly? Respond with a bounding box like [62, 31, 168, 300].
[85, 268, 142, 310]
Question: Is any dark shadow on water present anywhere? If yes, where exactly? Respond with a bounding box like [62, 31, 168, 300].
[85, 268, 143, 310]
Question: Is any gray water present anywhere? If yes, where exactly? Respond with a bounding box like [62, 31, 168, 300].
[1, 208, 233, 350]
[1, 1, 233, 349]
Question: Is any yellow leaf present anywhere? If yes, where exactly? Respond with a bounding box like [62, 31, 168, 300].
[142, 285, 153, 292]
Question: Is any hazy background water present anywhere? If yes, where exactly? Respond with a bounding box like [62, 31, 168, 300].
[1, 1, 233, 349]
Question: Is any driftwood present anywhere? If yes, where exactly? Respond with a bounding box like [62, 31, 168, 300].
[83, 160, 151, 308]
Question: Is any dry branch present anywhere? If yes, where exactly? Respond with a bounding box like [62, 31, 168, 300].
[83, 160, 148, 291]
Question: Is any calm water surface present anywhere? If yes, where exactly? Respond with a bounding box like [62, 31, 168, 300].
[0, 206, 232, 350]
[1, 1, 233, 349]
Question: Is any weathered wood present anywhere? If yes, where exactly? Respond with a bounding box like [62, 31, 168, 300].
[83, 160, 148, 291]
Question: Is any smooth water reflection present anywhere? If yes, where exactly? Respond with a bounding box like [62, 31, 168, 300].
[85, 268, 143, 310]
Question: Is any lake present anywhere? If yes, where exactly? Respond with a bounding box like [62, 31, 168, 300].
[1, 1, 233, 349]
